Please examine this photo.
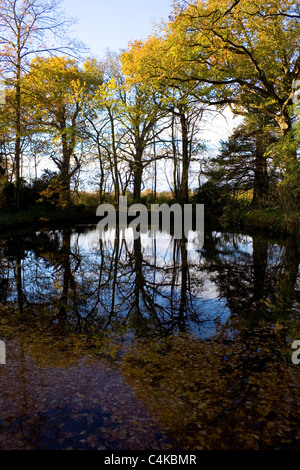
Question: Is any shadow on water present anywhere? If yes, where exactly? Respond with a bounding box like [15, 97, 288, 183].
[0, 224, 299, 450]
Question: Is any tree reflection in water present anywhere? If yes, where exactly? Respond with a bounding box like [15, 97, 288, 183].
[0, 225, 299, 449]
[0, 226, 210, 338]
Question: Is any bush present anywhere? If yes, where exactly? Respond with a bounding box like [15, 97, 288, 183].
[0, 181, 15, 210]
[0, 171, 60, 211]
[71, 191, 100, 208]
[193, 181, 230, 209]
[32, 170, 58, 194]
[220, 197, 252, 228]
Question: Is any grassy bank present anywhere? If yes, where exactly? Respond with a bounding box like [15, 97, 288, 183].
[0, 203, 98, 232]
[219, 201, 300, 237]
[0, 192, 299, 239]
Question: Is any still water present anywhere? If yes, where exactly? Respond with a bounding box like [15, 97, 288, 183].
[0, 224, 299, 450]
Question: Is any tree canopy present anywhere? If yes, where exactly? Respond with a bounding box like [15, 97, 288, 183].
[0, 0, 298, 232]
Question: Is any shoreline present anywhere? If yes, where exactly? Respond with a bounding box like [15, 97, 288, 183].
[0, 203, 299, 240]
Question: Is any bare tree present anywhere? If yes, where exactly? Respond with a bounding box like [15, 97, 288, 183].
[0, 0, 85, 208]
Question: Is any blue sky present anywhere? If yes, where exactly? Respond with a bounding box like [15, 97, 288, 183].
[63, 0, 173, 58]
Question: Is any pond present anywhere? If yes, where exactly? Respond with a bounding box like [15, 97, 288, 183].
[0, 223, 299, 450]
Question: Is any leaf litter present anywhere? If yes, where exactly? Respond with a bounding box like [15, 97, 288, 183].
[0, 337, 171, 450]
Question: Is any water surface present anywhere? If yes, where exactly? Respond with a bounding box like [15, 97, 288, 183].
[0, 225, 299, 450]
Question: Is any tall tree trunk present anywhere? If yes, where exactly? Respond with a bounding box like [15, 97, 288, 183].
[133, 154, 143, 202]
[132, 129, 144, 202]
[61, 131, 72, 206]
[252, 136, 269, 204]
[179, 111, 189, 202]
[98, 144, 105, 204]
[108, 108, 119, 205]
[172, 114, 179, 200]
[153, 136, 157, 200]
[14, 57, 21, 210]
